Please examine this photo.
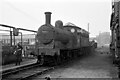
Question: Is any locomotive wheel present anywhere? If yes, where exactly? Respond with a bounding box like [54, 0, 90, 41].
[56, 56, 61, 65]
[36, 55, 44, 65]
[40, 55, 44, 65]
[67, 51, 71, 60]
[37, 55, 44, 65]
[53, 53, 60, 65]
[69, 51, 72, 59]
[37, 55, 40, 64]
[67, 51, 70, 60]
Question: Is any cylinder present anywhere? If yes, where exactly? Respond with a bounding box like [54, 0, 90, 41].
[45, 12, 52, 24]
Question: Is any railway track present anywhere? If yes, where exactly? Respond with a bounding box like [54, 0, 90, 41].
[2, 54, 83, 80]
[2, 63, 54, 80]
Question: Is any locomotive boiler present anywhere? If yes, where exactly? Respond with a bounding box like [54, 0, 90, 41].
[35, 12, 90, 65]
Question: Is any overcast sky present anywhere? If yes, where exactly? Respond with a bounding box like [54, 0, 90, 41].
[0, 0, 112, 37]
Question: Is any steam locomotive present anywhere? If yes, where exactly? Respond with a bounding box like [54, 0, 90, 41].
[34, 12, 90, 65]
[110, 0, 120, 65]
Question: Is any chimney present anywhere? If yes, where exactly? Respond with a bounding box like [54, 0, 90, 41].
[45, 12, 52, 24]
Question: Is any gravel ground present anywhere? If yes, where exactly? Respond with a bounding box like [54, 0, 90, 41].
[31, 47, 118, 80]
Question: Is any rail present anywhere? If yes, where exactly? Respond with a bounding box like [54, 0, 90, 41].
[2, 63, 54, 80]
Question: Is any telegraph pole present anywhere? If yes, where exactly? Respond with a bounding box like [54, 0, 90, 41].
[88, 23, 89, 33]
